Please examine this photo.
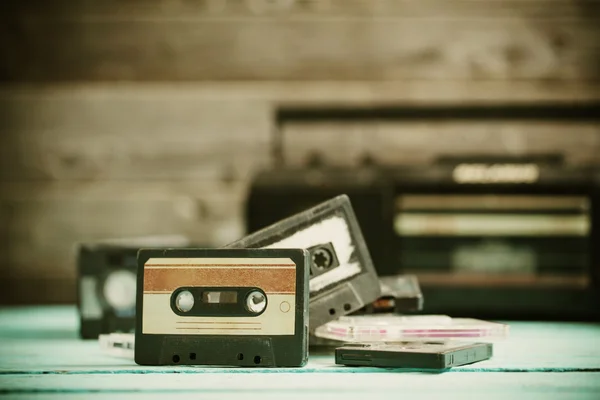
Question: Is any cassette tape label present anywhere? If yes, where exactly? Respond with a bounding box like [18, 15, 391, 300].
[263, 216, 361, 293]
[142, 257, 296, 336]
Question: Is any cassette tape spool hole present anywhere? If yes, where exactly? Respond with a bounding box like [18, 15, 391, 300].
[175, 290, 194, 313]
[102, 269, 137, 313]
[307, 242, 340, 278]
[246, 290, 267, 314]
[312, 248, 333, 271]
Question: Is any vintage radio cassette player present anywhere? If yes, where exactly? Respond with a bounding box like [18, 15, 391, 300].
[77, 235, 190, 339]
[389, 157, 600, 320]
[244, 161, 600, 320]
[228, 195, 381, 329]
[135, 248, 309, 367]
[249, 104, 600, 320]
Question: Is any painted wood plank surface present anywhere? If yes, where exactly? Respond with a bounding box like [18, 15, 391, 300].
[0, 307, 599, 399]
[1, 306, 599, 372]
[1, 373, 600, 400]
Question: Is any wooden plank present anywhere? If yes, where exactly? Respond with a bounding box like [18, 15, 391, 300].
[2, 84, 600, 181]
[0, 95, 271, 181]
[1, 82, 599, 304]
[282, 121, 600, 167]
[0, 279, 74, 304]
[1, 372, 600, 399]
[1, 9, 598, 81]
[0, 180, 247, 204]
[0, 180, 248, 281]
[0, 202, 11, 282]
[2, 82, 599, 105]
[3, 306, 600, 370]
[3, 0, 598, 20]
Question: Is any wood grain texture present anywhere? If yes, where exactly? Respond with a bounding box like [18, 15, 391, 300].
[1, 84, 600, 303]
[0, 93, 271, 181]
[5, 85, 599, 184]
[3, 81, 600, 103]
[3, 306, 600, 369]
[0, 279, 74, 305]
[1, 307, 600, 399]
[3, 373, 600, 399]
[1, 0, 598, 82]
[0, 202, 11, 282]
[3, 0, 598, 19]
[0, 180, 247, 280]
[282, 121, 600, 167]
[1, 0, 599, 303]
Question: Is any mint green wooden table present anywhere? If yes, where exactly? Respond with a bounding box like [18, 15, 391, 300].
[0, 306, 599, 399]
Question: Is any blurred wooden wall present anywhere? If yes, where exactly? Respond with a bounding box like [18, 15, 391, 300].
[0, 0, 599, 304]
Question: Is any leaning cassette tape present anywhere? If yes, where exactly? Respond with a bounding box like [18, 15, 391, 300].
[135, 248, 309, 367]
[227, 195, 381, 329]
[315, 315, 509, 342]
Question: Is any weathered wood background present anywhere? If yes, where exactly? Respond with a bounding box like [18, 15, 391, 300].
[0, 0, 599, 304]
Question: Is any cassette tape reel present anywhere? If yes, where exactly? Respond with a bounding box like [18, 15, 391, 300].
[227, 195, 381, 329]
[135, 248, 309, 367]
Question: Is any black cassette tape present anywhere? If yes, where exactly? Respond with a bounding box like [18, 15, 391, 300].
[335, 342, 493, 369]
[135, 248, 309, 367]
[78, 245, 138, 339]
[77, 236, 190, 339]
[354, 275, 423, 315]
[227, 194, 381, 329]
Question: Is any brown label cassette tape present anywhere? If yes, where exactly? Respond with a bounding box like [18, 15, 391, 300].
[135, 248, 309, 367]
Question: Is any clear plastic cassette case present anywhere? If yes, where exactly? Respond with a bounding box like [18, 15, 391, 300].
[99, 333, 135, 359]
[314, 314, 509, 342]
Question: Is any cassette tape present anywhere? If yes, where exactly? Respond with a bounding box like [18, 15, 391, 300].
[315, 315, 509, 342]
[335, 341, 493, 369]
[78, 235, 190, 339]
[135, 248, 309, 367]
[227, 195, 381, 329]
[354, 275, 423, 315]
